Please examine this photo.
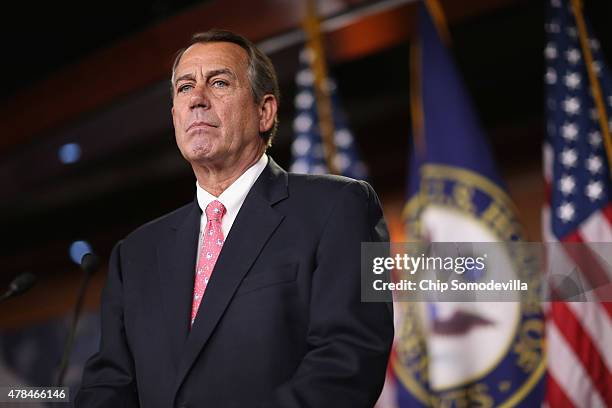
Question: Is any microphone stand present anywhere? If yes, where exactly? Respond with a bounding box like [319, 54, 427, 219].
[56, 254, 99, 387]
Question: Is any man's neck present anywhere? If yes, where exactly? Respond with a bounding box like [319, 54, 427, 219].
[193, 148, 265, 197]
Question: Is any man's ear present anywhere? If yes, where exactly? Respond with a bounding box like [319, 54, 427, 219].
[259, 95, 278, 134]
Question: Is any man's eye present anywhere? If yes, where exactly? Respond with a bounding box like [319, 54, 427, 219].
[212, 80, 228, 88]
[178, 84, 193, 93]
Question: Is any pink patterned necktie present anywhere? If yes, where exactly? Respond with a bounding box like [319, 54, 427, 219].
[191, 200, 226, 327]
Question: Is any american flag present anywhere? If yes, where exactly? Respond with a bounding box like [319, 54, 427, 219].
[543, 0, 612, 406]
[290, 47, 368, 180]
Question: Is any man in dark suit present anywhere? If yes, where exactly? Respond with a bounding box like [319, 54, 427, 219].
[76, 29, 393, 408]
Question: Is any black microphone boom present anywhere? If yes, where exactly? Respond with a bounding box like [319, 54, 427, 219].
[0, 272, 36, 302]
[80, 253, 100, 275]
[56, 252, 101, 386]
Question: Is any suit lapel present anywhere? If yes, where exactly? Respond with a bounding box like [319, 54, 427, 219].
[157, 201, 201, 366]
[173, 157, 288, 393]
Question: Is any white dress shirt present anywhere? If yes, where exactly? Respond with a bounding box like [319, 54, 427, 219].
[195, 154, 268, 262]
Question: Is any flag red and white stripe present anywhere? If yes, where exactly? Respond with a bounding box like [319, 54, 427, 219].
[543, 148, 612, 408]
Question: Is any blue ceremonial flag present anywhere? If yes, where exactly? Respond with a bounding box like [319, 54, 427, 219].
[393, 3, 546, 406]
[290, 47, 368, 180]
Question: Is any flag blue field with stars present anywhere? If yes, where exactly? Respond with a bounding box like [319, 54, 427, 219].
[290, 47, 368, 180]
[544, 0, 612, 239]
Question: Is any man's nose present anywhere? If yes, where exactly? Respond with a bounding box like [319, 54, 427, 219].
[189, 85, 210, 109]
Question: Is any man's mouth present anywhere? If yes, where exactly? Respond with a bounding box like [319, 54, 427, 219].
[187, 121, 219, 131]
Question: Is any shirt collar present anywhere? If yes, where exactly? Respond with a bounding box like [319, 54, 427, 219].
[196, 153, 268, 216]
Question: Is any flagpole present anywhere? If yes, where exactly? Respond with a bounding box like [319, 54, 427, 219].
[303, 0, 339, 175]
[410, 40, 426, 157]
[424, 0, 451, 46]
[570, 0, 612, 178]
[411, 0, 452, 158]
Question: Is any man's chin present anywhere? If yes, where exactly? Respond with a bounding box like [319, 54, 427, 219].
[187, 149, 228, 168]
[185, 143, 214, 160]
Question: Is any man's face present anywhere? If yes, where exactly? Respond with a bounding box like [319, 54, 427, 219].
[171, 42, 267, 168]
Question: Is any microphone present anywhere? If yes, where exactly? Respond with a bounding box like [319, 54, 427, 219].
[0, 272, 37, 302]
[56, 251, 101, 386]
[80, 253, 100, 275]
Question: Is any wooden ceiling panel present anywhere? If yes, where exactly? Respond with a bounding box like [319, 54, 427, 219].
[0, 0, 524, 156]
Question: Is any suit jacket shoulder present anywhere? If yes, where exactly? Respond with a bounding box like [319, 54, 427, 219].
[287, 171, 372, 196]
[284, 172, 386, 238]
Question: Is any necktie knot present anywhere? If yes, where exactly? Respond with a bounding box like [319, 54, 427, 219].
[206, 200, 226, 222]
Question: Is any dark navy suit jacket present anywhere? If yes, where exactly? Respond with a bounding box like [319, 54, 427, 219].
[76, 158, 393, 408]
